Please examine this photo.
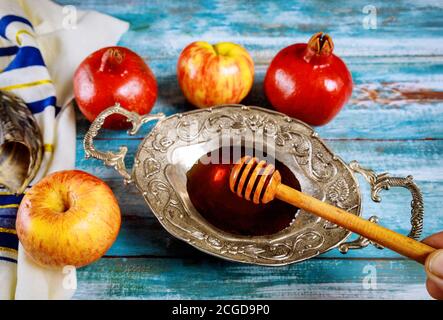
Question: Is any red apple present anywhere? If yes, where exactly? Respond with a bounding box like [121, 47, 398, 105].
[74, 46, 157, 129]
[177, 41, 254, 108]
[16, 170, 121, 268]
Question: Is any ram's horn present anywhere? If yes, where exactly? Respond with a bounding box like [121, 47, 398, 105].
[0, 91, 43, 194]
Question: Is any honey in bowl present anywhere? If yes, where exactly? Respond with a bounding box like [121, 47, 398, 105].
[186, 146, 301, 236]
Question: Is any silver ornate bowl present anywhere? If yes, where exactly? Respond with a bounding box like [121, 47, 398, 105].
[84, 104, 424, 266]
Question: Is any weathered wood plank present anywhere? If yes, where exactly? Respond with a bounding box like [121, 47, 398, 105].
[58, 0, 443, 59]
[74, 257, 430, 299]
[63, 0, 443, 143]
[65, 0, 443, 141]
[67, 0, 443, 141]
[75, 60, 443, 140]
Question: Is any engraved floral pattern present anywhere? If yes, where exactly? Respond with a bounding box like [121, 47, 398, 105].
[152, 133, 174, 152]
[143, 152, 161, 179]
[327, 178, 350, 207]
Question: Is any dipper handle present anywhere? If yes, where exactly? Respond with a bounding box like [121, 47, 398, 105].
[230, 156, 435, 264]
[276, 184, 434, 264]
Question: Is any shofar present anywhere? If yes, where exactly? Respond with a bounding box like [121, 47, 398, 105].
[0, 91, 43, 194]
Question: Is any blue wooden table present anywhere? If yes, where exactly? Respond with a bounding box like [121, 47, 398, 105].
[61, 0, 443, 299]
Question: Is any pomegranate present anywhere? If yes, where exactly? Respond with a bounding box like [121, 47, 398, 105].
[74, 46, 157, 129]
[264, 32, 353, 126]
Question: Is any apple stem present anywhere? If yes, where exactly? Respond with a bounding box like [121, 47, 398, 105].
[304, 32, 334, 62]
[99, 48, 125, 72]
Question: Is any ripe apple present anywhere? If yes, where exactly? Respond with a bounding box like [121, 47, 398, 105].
[74, 46, 158, 129]
[16, 170, 121, 268]
[177, 41, 254, 108]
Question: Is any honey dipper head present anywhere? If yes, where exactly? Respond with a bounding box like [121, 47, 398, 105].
[229, 156, 281, 204]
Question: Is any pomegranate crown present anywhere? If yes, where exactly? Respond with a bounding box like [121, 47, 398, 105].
[307, 32, 334, 56]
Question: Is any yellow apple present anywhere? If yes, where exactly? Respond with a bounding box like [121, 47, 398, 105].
[177, 41, 254, 108]
[16, 170, 121, 268]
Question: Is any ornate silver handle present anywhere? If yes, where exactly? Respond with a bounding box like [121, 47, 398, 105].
[83, 103, 165, 184]
[339, 160, 424, 253]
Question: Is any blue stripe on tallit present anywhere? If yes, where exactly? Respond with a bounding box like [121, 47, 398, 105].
[0, 194, 23, 205]
[0, 256, 17, 263]
[0, 215, 15, 219]
[0, 206, 18, 253]
[0, 207, 17, 239]
[0, 46, 60, 113]
[27, 96, 57, 113]
[0, 194, 18, 251]
[0, 45, 18, 56]
[0, 16, 59, 114]
[0, 15, 33, 38]
[0, 210, 18, 218]
[2, 46, 45, 72]
[0, 232, 18, 251]
[0, 213, 17, 229]
[0, 202, 19, 254]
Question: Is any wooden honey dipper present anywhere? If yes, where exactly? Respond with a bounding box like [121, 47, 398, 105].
[229, 156, 436, 264]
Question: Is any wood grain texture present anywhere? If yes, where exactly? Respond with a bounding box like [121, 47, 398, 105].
[51, 0, 443, 299]
[75, 258, 429, 300]
[59, 0, 443, 59]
